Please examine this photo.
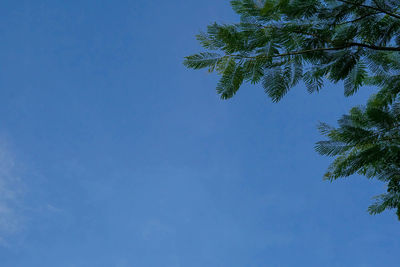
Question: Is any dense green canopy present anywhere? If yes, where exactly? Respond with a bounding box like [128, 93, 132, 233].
[317, 94, 400, 219]
[184, 0, 400, 219]
[185, 0, 400, 101]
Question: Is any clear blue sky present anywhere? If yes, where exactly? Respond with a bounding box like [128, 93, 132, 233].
[0, 1, 398, 266]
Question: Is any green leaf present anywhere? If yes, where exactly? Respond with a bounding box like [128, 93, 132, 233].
[216, 58, 244, 99]
[183, 53, 223, 70]
[262, 66, 291, 102]
[344, 61, 367, 96]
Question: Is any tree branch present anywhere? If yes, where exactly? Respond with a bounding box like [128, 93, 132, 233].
[337, 0, 400, 20]
[349, 42, 400, 51]
[233, 43, 400, 60]
[337, 12, 380, 25]
[265, 26, 399, 51]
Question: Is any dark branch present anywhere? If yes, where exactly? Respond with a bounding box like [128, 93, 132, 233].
[349, 42, 400, 51]
[233, 42, 400, 60]
[266, 27, 400, 52]
[337, 0, 400, 20]
[337, 12, 380, 25]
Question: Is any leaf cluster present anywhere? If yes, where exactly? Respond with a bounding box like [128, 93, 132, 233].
[316, 95, 400, 218]
[184, 0, 400, 219]
[184, 0, 400, 101]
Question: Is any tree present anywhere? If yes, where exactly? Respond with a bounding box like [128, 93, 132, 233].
[184, 0, 400, 219]
[316, 94, 400, 219]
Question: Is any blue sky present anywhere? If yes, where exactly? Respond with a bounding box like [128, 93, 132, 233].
[0, 1, 399, 266]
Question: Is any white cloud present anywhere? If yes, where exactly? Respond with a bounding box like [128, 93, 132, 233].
[0, 141, 24, 245]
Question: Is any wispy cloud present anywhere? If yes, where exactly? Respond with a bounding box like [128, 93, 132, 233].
[0, 140, 24, 245]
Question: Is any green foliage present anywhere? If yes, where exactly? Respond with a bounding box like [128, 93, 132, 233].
[184, 0, 400, 219]
[316, 95, 400, 219]
[216, 58, 244, 99]
[184, 52, 223, 70]
[184, 0, 400, 100]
